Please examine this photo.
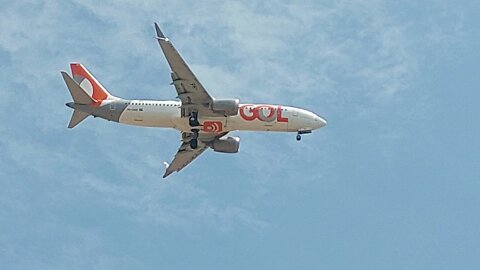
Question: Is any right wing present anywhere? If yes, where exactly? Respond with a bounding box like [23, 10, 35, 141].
[154, 23, 213, 117]
[163, 132, 228, 178]
[163, 141, 208, 178]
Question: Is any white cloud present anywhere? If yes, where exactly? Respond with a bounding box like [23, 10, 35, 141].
[0, 3, 469, 267]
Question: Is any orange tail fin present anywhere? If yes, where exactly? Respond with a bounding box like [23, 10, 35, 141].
[70, 63, 115, 101]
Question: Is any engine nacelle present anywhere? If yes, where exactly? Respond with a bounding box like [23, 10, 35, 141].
[211, 99, 240, 116]
[212, 136, 240, 153]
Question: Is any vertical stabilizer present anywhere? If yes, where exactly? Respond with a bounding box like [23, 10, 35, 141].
[70, 63, 116, 101]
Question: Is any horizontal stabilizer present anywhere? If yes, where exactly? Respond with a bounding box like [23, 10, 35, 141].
[68, 109, 90, 128]
[61, 71, 93, 105]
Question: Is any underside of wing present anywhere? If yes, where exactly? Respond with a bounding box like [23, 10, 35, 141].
[154, 23, 242, 119]
[163, 132, 228, 178]
[154, 23, 213, 115]
[163, 142, 208, 178]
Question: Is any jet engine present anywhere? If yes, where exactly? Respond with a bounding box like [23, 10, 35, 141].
[211, 99, 240, 116]
[212, 136, 240, 153]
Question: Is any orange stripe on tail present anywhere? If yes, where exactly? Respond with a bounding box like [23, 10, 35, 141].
[70, 63, 111, 101]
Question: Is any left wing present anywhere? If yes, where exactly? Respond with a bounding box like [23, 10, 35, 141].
[163, 132, 228, 178]
[154, 23, 214, 117]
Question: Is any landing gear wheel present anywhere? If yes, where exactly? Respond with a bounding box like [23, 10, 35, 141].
[296, 134, 301, 141]
[190, 139, 198, 149]
[190, 129, 199, 149]
[189, 111, 200, 127]
[191, 129, 199, 139]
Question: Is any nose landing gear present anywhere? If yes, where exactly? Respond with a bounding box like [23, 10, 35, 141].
[296, 129, 312, 141]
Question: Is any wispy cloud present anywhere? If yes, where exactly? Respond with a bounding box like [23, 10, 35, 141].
[0, 0, 470, 267]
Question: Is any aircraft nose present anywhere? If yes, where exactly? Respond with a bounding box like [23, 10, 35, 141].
[314, 116, 327, 129]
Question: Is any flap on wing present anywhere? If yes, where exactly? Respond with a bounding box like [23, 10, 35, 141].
[163, 143, 207, 178]
[162, 132, 228, 178]
[153, 23, 213, 106]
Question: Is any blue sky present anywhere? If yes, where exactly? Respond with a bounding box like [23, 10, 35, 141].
[1, 0, 479, 269]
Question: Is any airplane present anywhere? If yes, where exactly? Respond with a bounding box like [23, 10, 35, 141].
[62, 23, 327, 178]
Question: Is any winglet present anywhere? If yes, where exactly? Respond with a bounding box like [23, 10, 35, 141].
[161, 161, 170, 178]
[154, 22, 166, 39]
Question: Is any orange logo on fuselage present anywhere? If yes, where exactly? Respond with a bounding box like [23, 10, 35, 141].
[203, 121, 223, 132]
[239, 105, 288, 122]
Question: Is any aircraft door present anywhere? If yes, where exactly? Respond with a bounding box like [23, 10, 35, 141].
[286, 108, 299, 132]
[109, 101, 116, 119]
[134, 104, 144, 121]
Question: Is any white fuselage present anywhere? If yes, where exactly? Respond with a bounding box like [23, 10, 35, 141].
[116, 100, 326, 133]
[62, 24, 328, 178]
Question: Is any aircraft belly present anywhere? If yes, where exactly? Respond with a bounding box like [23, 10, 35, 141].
[175, 117, 227, 133]
[118, 105, 289, 132]
[119, 105, 176, 128]
[225, 116, 288, 132]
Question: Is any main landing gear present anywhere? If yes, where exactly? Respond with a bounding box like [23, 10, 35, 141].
[188, 111, 201, 149]
[189, 111, 200, 127]
[189, 129, 199, 149]
[296, 130, 312, 141]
